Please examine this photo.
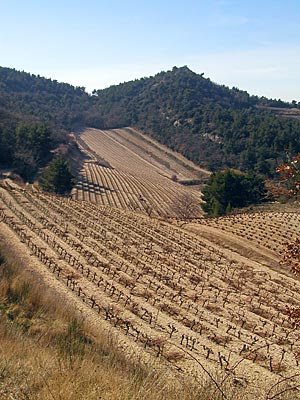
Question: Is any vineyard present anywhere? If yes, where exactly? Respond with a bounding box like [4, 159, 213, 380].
[198, 212, 300, 255]
[78, 127, 208, 181]
[71, 128, 207, 217]
[1, 181, 300, 398]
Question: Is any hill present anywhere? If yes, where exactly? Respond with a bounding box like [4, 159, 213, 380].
[0, 67, 91, 181]
[91, 66, 300, 176]
[3, 65, 300, 399]
[0, 66, 90, 131]
[1, 65, 300, 181]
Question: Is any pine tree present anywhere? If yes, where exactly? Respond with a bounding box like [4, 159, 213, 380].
[201, 169, 266, 216]
[40, 156, 75, 195]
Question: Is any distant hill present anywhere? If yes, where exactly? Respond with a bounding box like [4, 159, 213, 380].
[91, 66, 300, 176]
[1, 65, 300, 179]
[0, 67, 91, 180]
[0, 66, 90, 132]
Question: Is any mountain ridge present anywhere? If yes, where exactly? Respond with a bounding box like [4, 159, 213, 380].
[1, 65, 300, 178]
[90, 66, 300, 175]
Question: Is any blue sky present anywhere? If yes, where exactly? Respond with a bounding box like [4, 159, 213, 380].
[1, 0, 300, 101]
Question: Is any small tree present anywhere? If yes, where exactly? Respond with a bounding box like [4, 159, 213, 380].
[40, 156, 75, 195]
[201, 169, 266, 216]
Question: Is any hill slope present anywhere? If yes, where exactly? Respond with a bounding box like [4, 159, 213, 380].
[0, 66, 90, 131]
[1, 65, 300, 179]
[0, 67, 91, 181]
[1, 182, 300, 398]
[72, 127, 206, 217]
[91, 66, 300, 176]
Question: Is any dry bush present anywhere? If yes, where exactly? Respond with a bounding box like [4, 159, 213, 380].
[250, 307, 270, 320]
[171, 192, 201, 220]
[242, 351, 267, 363]
[211, 335, 232, 346]
[205, 304, 222, 313]
[164, 350, 186, 363]
[159, 302, 180, 316]
[270, 361, 287, 373]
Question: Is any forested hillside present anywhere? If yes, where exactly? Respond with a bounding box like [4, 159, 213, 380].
[0, 67, 90, 130]
[0, 67, 91, 180]
[91, 66, 300, 176]
[1, 65, 300, 180]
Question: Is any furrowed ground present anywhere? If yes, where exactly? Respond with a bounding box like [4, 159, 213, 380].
[71, 127, 208, 217]
[1, 180, 300, 399]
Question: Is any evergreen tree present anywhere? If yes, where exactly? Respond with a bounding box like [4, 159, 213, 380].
[13, 123, 54, 181]
[201, 169, 266, 216]
[40, 156, 75, 195]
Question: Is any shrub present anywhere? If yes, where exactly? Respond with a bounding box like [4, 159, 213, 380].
[40, 156, 75, 194]
[201, 169, 266, 216]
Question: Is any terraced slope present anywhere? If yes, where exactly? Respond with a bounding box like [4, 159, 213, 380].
[90, 127, 209, 182]
[1, 182, 300, 398]
[71, 128, 208, 217]
[200, 212, 300, 253]
[187, 211, 300, 266]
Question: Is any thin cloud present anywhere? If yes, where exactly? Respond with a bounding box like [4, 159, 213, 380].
[188, 46, 300, 100]
[38, 46, 300, 101]
[212, 14, 253, 27]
